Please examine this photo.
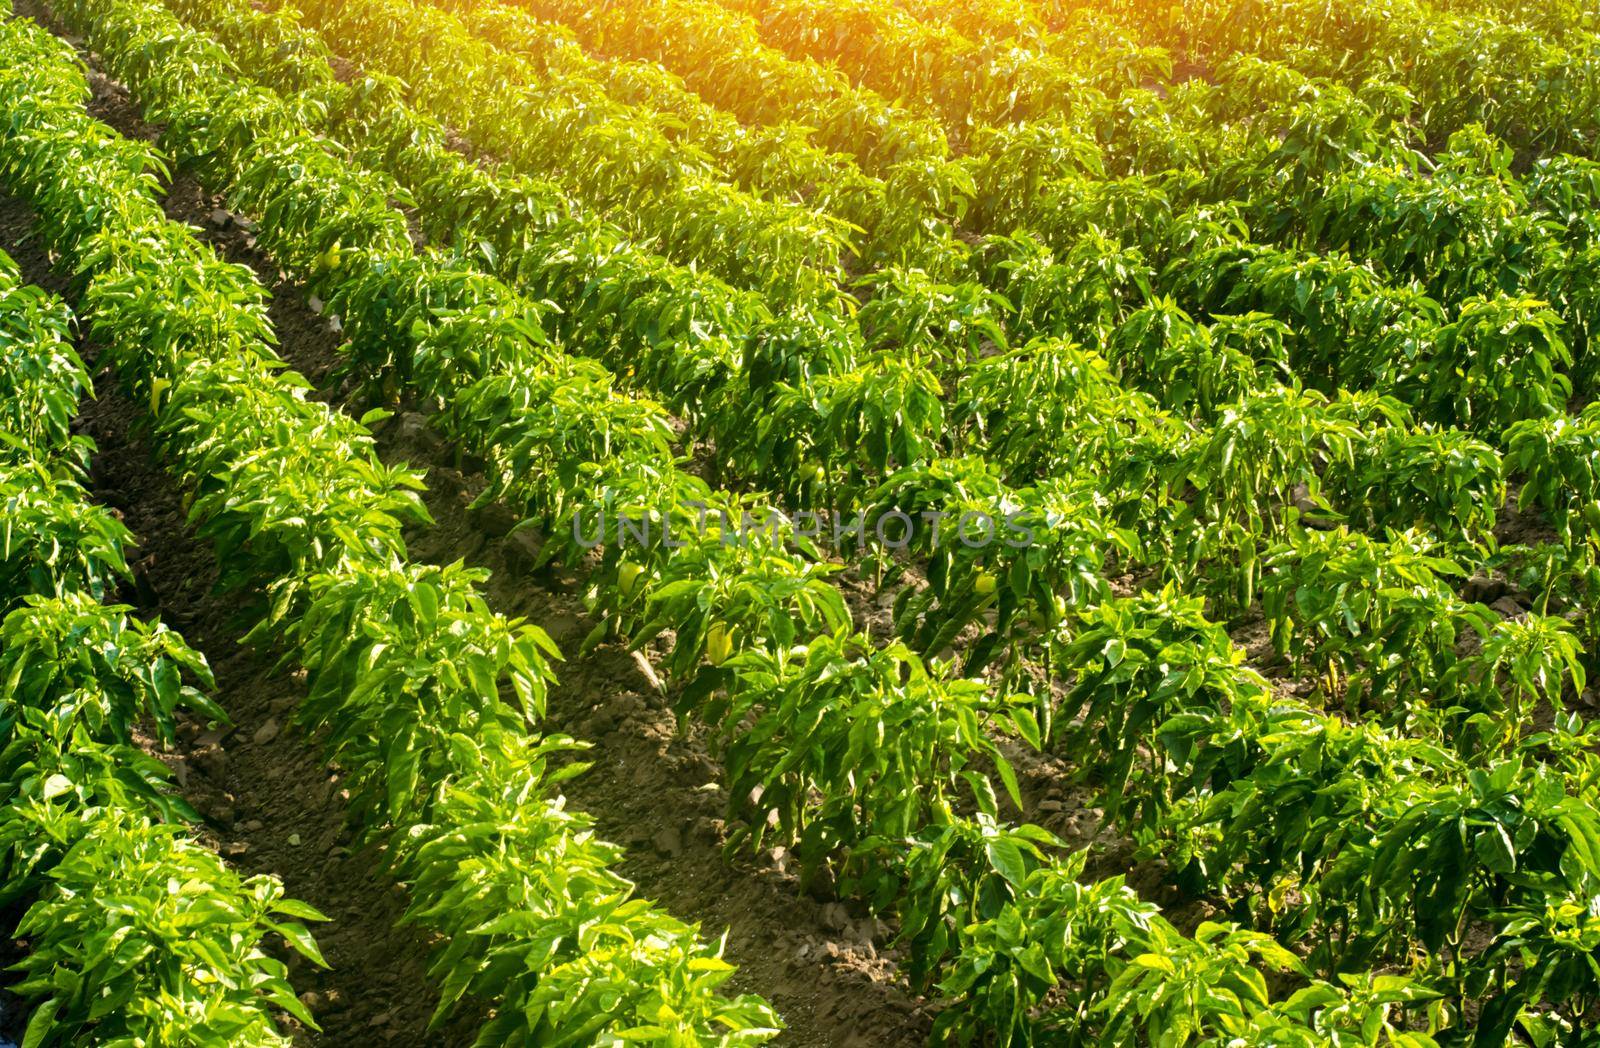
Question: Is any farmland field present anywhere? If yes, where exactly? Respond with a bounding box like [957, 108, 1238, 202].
[0, 0, 1599, 1044]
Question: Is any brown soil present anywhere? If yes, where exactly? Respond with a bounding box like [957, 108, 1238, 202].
[79, 351, 470, 1046]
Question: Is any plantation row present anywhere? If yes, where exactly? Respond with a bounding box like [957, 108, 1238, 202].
[0, 245, 324, 1043]
[4, 0, 1600, 1043]
[0, 12, 778, 1043]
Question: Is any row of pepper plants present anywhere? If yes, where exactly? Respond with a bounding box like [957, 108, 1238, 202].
[291, 0, 1202, 336]
[714, 0, 1165, 133]
[964, 57, 1599, 392]
[0, 12, 781, 1044]
[0, 237, 327, 1044]
[426, 0, 976, 277]
[503, 0, 954, 172]
[299, 0, 862, 307]
[1096, 0, 1600, 157]
[492, 0, 1599, 442]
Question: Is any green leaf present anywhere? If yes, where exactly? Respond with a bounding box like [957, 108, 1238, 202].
[270, 920, 329, 969]
[1472, 822, 1517, 875]
[985, 837, 1028, 887]
[21, 996, 59, 1048]
[1009, 707, 1042, 751]
[271, 897, 330, 923]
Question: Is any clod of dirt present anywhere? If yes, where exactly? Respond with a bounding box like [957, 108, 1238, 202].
[1462, 574, 1509, 604]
